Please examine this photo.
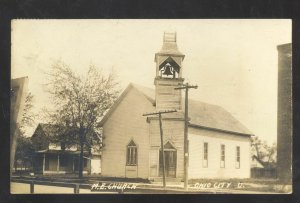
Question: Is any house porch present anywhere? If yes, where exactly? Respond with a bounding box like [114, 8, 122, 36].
[33, 150, 90, 175]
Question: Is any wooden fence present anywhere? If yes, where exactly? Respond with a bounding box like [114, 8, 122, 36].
[11, 178, 122, 194]
[251, 168, 277, 179]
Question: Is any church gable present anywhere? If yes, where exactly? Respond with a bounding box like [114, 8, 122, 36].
[101, 84, 155, 136]
[100, 84, 154, 178]
[100, 83, 155, 127]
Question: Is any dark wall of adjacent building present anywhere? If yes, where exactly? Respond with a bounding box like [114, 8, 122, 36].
[277, 43, 292, 184]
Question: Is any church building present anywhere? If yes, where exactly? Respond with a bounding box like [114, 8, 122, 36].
[100, 32, 253, 180]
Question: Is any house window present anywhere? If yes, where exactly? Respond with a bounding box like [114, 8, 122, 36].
[220, 144, 225, 168]
[203, 142, 208, 168]
[84, 158, 88, 168]
[59, 154, 68, 167]
[236, 146, 240, 169]
[44, 155, 49, 170]
[126, 140, 137, 166]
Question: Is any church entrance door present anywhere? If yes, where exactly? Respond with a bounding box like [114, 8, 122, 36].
[159, 142, 177, 178]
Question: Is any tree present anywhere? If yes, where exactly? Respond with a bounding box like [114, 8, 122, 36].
[44, 61, 120, 178]
[15, 135, 34, 172]
[264, 142, 277, 166]
[251, 136, 277, 166]
[19, 92, 36, 134]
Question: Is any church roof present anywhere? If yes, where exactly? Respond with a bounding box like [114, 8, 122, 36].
[100, 83, 253, 136]
[186, 99, 252, 136]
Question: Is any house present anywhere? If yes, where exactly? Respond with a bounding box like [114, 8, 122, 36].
[31, 124, 101, 175]
[100, 32, 253, 180]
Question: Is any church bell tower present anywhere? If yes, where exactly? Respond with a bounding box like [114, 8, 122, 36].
[154, 32, 185, 111]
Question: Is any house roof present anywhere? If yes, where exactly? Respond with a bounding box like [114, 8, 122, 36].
[100, 83, 253, 136]
[33, 123, 62, 138]
[33, 123, 102, 140]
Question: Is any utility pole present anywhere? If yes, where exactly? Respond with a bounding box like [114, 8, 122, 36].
[175, 83, 198, 191]
[143, 109, 177, 189]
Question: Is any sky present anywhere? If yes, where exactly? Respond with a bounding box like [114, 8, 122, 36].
[11, 19, 291, 144]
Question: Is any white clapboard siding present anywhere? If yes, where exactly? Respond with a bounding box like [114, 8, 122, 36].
[188, 127, 251, 179]
[101, 87, 153, 178]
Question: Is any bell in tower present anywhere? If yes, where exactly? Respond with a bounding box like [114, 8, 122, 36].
[159, 56, 181, 78]
[161, 63, 173, 77]
[155, 32, 185, 79]
[154, 32, 185, 110]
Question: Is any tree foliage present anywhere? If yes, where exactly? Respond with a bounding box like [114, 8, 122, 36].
[44, 60, 120, 177]
[251, 136, 277, 166]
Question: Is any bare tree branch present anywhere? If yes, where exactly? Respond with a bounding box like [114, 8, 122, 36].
[43, 60, 120, 178]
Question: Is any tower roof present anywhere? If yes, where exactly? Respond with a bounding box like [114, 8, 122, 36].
[155, 32, 185, 61]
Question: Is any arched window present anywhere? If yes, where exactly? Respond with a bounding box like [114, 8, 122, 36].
[127, 140, 137, 166]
